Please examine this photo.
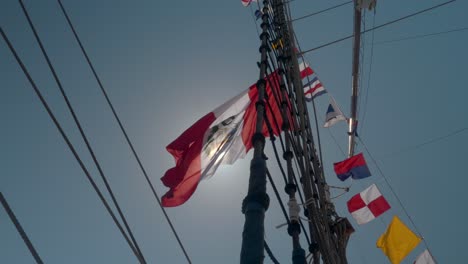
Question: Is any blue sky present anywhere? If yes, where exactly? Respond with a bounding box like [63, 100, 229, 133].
[1, 0, 467, 263]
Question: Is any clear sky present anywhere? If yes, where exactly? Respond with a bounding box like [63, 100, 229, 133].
[1, 0, 467, 263]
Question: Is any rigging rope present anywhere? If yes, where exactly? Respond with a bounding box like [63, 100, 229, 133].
[17, 1, 146, 262]
[374, 26, 468, 45]
[0, 27, 143, 263]
[299, 0, 457, 55]
[264, 240, 281, 264]
[55, 1, 192, 262]
[359, 10, 377, 136]
[0, 193, 44, 264]
[291, 1, 352, 22]
[357, 136, 436, 261]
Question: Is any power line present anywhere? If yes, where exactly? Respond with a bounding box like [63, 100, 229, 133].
[299, 0, 456, 55]
[291, 1, 352, 22]
[0, 27, 143, 263]
[0, 192, 44, 264]
[55, 1, 192, 262]
[17, 1, 146, 262]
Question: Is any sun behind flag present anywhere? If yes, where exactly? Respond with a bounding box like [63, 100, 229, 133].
[161, 72, 283, 207]
[377, 216, 421, 264]
[347, 184, 390, 224]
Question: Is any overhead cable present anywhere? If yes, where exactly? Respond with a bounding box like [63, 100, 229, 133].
[292, 1, 352, 22]
[17, 1, 146, 261]
[299, 0, 457, 55]
[0, 192, 44, 264]
[0, 27, 143, 263]
[55, 1, 192, 262]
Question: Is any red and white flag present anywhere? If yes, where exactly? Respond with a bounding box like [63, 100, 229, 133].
[414, 250, 435, 264]
[347, 184, 390, 224]
[161, 72, 284, 207]
[241, 0, 257, 7]
[299, 62, 314, 79]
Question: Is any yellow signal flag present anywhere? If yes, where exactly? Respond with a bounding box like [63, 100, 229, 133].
[376, 216, 422, 264]
[271, 38, 283, 50]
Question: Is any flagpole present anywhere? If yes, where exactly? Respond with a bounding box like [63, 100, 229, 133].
[348, 1, 362, 157]
[0, 192, 44, 264]
[240, 1, 271, 263]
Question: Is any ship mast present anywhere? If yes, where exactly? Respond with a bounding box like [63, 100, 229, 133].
[348, 1, 363, 157]
[240, 1, 353, 263]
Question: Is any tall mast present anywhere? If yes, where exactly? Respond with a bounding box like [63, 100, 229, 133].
[348, 1, 362, 157]
[240, 2, 271, 263]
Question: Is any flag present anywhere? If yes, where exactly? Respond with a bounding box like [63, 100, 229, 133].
[299, 62, 314, 79]
[333, 153, 371, 181]
[241, 0, 257, 7]
[323, 97, 346, 127]
[271, 38, 283, 50]
[161, 72, 283, 207]
[303, 77, 326, 101]
[414, 250, 435, 264]
[347, 184, 390, 224]
[377, 216, 421, 264]
[254, 9, 262, 20]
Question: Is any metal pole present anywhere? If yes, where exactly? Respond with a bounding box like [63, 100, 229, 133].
[0, 192, 44, 264]
[240, 2, 271, 263]
[348, 1, 362, 157]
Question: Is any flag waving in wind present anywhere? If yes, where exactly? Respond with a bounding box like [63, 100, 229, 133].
[161, 72, 283, 207]
[414, 249, 435, 264]
[333, 153, 371, 181]
[299, 61, 327, 100]
[347, 184, 390, 224]
[377, 216, 421, 264]
[303, 76, 326, 101]
[324, 97, 346, 127]
[299, 61, 314, 79]
[241, 0, 257, 7]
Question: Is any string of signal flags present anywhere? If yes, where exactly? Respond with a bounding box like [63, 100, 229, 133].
[159, 54, 435, 263]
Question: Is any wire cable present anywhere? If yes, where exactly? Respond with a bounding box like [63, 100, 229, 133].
[357, 136, 435, 260]
[55, 1, 192, 262]
[374, 26, 468, 45]
[299, 0, 457, 55]
[17, 1, 146, 262]
[264, 240, 281, 264]
[359, 11, 377, 136]
[382, 127, 468, 158]
[291, 1, 352, 22]
[0, 27, 143, 263]
[0, 192, 44, 264]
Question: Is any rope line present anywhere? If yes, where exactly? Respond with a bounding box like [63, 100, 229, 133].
[291, 1, 353, 22]
[299, 0, 457, 55]
[0, 27, 143, 263]
[17, 1, 146, 261]
[357, 136, 435, 261]
[375, 26, 468, 45]
[55, 1, 192, 262]
[264, 240, 281, 264]
[0, 193, 44, 264]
